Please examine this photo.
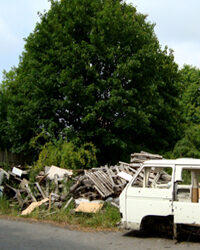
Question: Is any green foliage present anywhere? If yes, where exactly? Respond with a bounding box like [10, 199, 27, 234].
[0, 0, 180, 164]
[21, 201, 120, 229]
[179, 65, 200, 124]
[65, 203, 120, 228]
[60, 141, 97, 169]
[0, 197, 9, 213]
[29, 129, 52, 152]
[0, 69, 15, 150]
[173, 65, 200, 158]
[31, 140, 97, 179]
[182, 170, 191, 185]
[0, 196, 19, 216]
[173, 124, 200, 158]
[0, 196, 120, 230]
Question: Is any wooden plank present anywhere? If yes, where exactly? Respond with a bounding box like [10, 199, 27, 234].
[93, 185, 106, 198]
[6, 184, 24, 208]
[94, 171, 113, 191]
[54, 174, 59, 194]
[99, 171, 114, 188]
[8, 171, 22, 182]
[46, 179, 50, 197]
[87, 172, 108, 194]
[86, 172, 113, 197]
[105, 166, 115, 187]
[89, 173, 110, 196]
[35, 182, 46, 199]
[70, 175, 85, 193]
[63, 197, 73, 209]
[25, 184, 37, 202]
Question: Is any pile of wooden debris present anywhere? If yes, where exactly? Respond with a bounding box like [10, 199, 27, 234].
[70, 162, 137, 201]
[130, 151, 163, 166]
[69, 152, 167, 205]
[0, 151, 167, 214]
[0, 165, 73, 214]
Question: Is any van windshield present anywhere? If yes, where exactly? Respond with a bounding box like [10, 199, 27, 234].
[131, 166, 172, 188]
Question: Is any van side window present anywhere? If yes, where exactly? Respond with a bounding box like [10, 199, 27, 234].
[131, 169, 143, 187]
[131, 166, 172, 188]
[176, 169, 200, 203]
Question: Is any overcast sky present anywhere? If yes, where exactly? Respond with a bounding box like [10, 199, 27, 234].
[0, 0, 199, 81]
[130, 0, 200, 69]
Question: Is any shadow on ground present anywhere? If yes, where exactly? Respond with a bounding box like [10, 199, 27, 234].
[123, 224, 200, 243]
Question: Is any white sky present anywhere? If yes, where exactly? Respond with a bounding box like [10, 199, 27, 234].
[0, 0, 199, 81]
[129, 0, 200, 69]
[0, 0, 50, 81]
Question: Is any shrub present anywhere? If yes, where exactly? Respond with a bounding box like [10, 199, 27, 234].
[30, 140, 97, 179]
[173, 124, 200, 158]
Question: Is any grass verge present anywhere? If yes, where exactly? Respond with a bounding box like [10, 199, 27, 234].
[0, 198, 121, 231]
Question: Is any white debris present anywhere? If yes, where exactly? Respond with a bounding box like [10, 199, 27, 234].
[46, 165, 73, 180]
[12, 167, 23, 177]
[117, 171, 132, 182]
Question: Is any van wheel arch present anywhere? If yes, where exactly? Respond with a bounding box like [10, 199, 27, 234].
[140, 215, 173, 236]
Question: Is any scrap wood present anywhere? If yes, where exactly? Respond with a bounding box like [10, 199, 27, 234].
[50, 193, 60, 201]
[48, 194, 52, 210]
[46, 179, 50, 197]
[75, 198, 103, 206]
[2, 165, 69, 209]
[75, 202, 103, 213]
[110, 201, 119, 209]
[7, 171, 22, 182]
[43, 211, 59, 218]
[71, 164, 137, 199]
[86, 172, 112, 198]
[21, 197, 49, 215]
[0, 172, 4, 186]
[46, 166, 73, 180]
[19, 178, 29, 190]
[1, 151, 169, 210]
[35, 182, 46, 199]
[6, 184, 24, 208]
[54, 174, 59, 194]
[69, 175, 85, 193]
[12, 167, 23, 177]
[70, 151, 172, 201]
[63, 197, 73, 209]
[130, 151, 163, 165]
[25, 184, 37, 202]
[117, 171, 132, 182]
[0, 168, 9, 181]
[60, 192, 70, 201]
[72, 172, 118, 199]
[75, 198, 90, 205]
[36, 173, 48, 183]
[131, 151, 163, 159]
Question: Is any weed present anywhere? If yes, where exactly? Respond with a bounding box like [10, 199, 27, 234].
[0, 196, 9, 213]
[0, 195, 120, 230]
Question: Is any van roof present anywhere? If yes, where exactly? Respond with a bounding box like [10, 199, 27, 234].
[143, 158, 200, 166]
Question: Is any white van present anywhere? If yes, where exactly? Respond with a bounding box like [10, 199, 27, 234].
[119, 158, 200, 238]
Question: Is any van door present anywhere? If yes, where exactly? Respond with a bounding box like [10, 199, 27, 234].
[173, 168, 200, 225]
[125, 165, 173, 229]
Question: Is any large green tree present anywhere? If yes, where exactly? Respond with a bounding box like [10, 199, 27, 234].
[173, 65, 200, 158]
[1, 0, 180, 164]
[0, 68, 18, 151]
[179, 65, 200, 124]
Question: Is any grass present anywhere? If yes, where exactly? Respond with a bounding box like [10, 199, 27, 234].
[0, 197, 121, 231]
[0, 167, 120, 230]
[0, 197, 10, 214]
[0, 196, 19, 216]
